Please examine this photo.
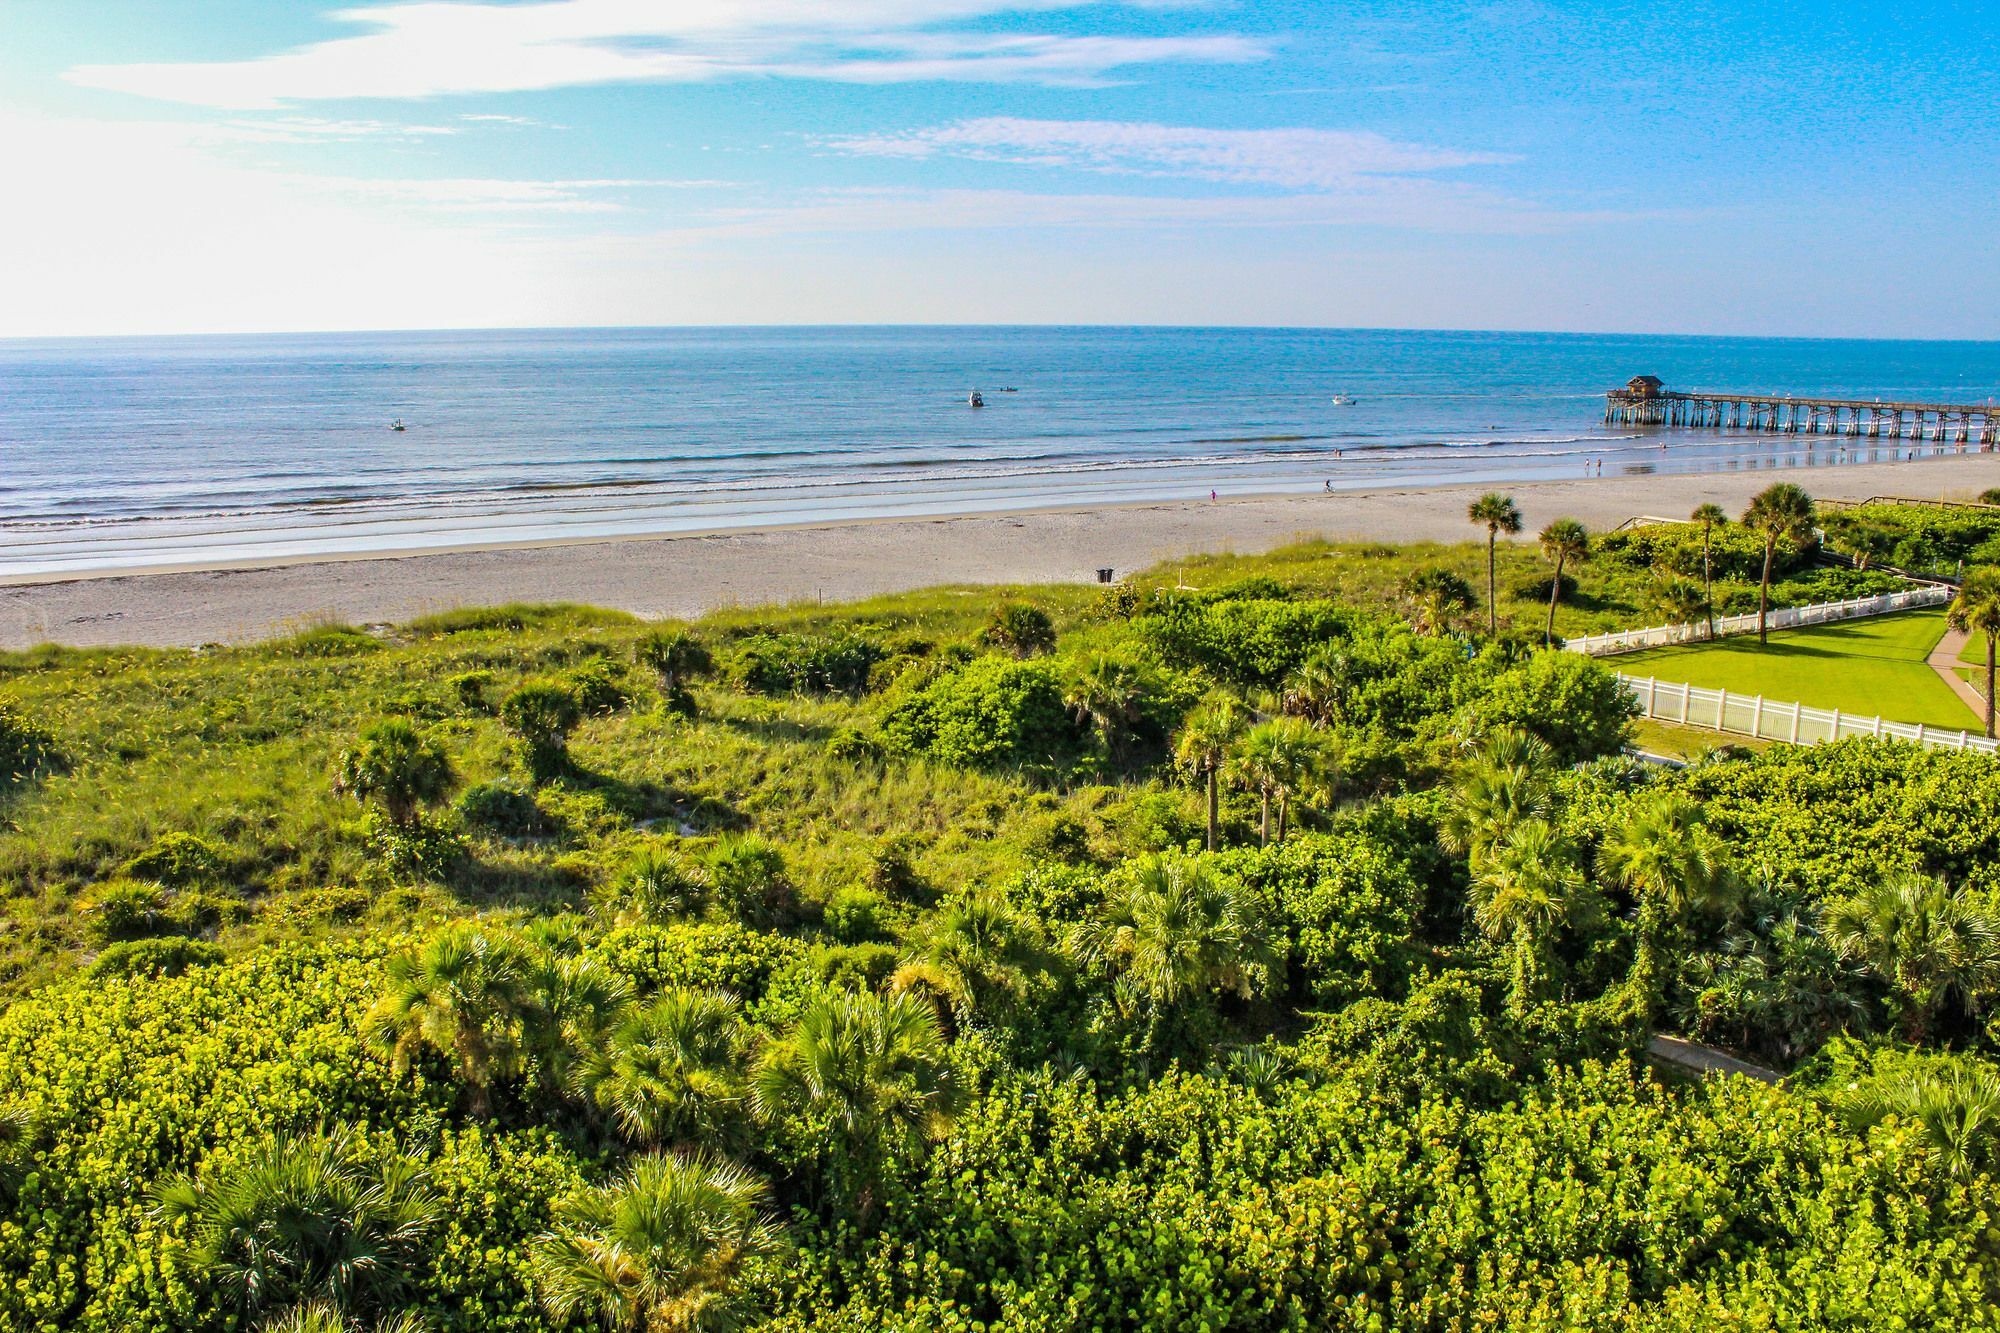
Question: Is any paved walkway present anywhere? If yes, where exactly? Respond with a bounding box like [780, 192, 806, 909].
[1646, 1034, 1784, 1086]
[1926, 624, 1993, 726]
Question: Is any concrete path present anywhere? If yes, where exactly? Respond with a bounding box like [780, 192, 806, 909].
[1926, 624, 1993, 727]
[1646, 1034, 1784, 1086]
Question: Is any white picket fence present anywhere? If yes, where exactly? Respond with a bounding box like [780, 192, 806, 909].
[1565, 585, 1955, 657]
[1617, 672, 2000, 756]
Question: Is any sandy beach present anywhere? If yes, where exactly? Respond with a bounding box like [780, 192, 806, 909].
[5, 454, 1998, 651]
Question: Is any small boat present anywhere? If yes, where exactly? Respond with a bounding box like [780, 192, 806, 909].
[1330, 394, 1356, 407]
[390, 418, 407, 432]
[968, 390, 985, 408]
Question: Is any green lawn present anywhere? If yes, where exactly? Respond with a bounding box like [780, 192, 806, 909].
[1615, 609, 1980, 731]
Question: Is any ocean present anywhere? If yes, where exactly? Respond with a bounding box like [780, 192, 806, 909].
[3, 326, 1998, 579]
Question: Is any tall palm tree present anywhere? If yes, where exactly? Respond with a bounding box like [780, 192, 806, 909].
[1690, 503, 1727, 639]
[1173, 695, 1247, 851]
[888, 891, 1045, 1038]
[1469, 818, 1590, 1016]
[1401, 567, 1477, 637]
[1742, 483, 1815, 644]
[1437, 730, 1555, 865]
[333, 719, 454, 827]
[572, 989, 750, 1152]
[752, 991, 961, 1224]
[1064, 652, 1147, 764]
[1467, 493, 1524, 635]
[1594, 793, 1735, 1001]
[152, 1127, 439, 1326]
[1948, 567, 2000, 739]
[364, 925, 532, 1116]
[1067, 853, 1278, 1018]
[1536, 518, 1589, 646]
[1822, 872, 2000, 1043]
[1228, 717, 1332, 845]
[532, 1153, 782, 1333]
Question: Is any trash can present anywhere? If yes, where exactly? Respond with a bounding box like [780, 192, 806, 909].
[1096, 568, 1115, 584]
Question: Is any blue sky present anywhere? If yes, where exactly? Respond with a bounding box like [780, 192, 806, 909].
[3, 0, 1996, 337]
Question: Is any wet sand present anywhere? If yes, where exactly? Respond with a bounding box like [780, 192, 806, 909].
[5, 455, 1997, 650]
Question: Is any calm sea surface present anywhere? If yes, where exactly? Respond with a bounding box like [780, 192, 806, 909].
[3, 326, 1998, 577]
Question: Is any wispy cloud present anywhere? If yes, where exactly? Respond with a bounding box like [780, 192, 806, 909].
[205, 116, 461, 144]
[826, 117, 1511, 190]
[292, 175, 733, 213]
[67, 0, 1264, 109]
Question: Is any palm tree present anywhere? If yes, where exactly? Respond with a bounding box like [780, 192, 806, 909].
[1828, 1059, 2000, 1180]
[260, 1302, 429, 1333]
[501, 680, 585, 781]
[152, 1127, 439, 1325]
[636, 625, 714, 694]
[1173, 695, 1247, 851]
[1400, 567, 1477, 637]
[1281, 648, 1352, 726]
[525, 951, 633, 1093]
[333, 720, 453, 827]
[1228, 717, 1333, 845]
[752, 991, 961, 1224]
[1067, 853, 1278, 1018]
[1649, 574, 1710, 630]
[1437, 730, 1555, 864]
[888, 891, 1045, 1038]
[1821, 872, 2000, 1042]
[1741, 483, 1815, 644]
[1064, 652, 1147, 764]
[1948, 567, 2000, 739]
[637, 626, 714, 715]
[572, 989, 750, 1152]
[532, 1153, 782, 1333]
[1469, 818, 1591, 1016]
[364, 925, 532, 1116]
[1467, 493, 1524, 635]
[596, 847, 712, 927]
[1690, 503, 1727, 639]
[1536, 518, 1589, 646]
[1594, 793, 1735, 1001]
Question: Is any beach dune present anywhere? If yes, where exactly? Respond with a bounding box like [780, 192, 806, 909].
[5, 456, 1999, 651]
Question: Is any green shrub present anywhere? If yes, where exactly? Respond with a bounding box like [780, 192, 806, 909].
[1461, 650, 1637, 764]
[823, 887, 888, 944]
[706, 835, 797, 928]
[120, 831, 232, 886]
[86, 936, 227, 980]
[403, 602, 638, 636]
[457, 779, 552, 837]
[983, 602, 1056, 658]
[880, 656, 1082, 771]
[448, 669, 497, 713]
[732, 632, 884, 696]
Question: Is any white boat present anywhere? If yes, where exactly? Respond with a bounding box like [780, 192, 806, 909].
[968, 390, 985, 408]
[390, 418, 407, 432]
[1330, 394, 1356, 407]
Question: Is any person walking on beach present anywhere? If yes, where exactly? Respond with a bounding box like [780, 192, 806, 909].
[1210, 489, 1217, 501]
[1324, 479, 1332, 493]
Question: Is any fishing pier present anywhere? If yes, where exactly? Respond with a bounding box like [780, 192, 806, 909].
[1605, 375, 1999, 446]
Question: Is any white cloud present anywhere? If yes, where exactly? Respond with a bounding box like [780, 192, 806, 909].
[206, 116, 461, 143]
[66, 0, 1264, 108]
[826, 117, 1511, 189]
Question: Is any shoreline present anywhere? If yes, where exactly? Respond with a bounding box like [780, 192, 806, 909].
[6, 455, 1999, 650]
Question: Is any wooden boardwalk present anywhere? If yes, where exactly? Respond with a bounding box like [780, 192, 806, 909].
[1606, 376, 1999, 445]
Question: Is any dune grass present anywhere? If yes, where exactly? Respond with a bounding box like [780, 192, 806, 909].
[1617, 609, 1979, 731]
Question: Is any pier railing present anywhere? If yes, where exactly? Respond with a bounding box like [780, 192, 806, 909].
[1563, 586, 1955, 657]
[1617, 672, 1998, 756]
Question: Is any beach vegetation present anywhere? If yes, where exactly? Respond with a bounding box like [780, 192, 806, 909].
[5, 528, 2000, 1328]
